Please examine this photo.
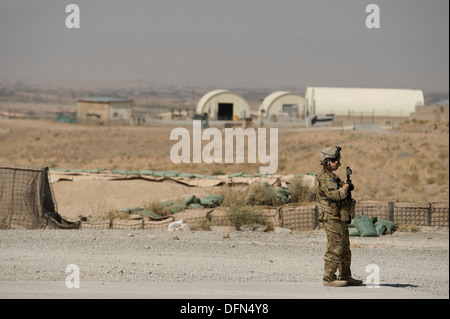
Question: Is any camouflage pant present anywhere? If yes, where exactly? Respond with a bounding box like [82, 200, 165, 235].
[322, 215, 352, 282]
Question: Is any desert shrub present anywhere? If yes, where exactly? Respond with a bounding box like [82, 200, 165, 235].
[215, 185, 267, 229]
[215, 186, 248, 207]
[396, 222, 418, 233]
[216, 183, 282, 207]
[245, 182, 281, 206]
[189, 219, 211, 231]
[225, 204, 265, 229]
[143, 198, 185, 216]
[105, 209, 129, 219]
[289, 178, 316, 203]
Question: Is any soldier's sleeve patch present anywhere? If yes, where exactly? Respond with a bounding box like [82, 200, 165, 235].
[327, 179, 338, 190]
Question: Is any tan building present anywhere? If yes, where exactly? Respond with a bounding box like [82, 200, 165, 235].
[77, 97, 133, 123]
[411, 104, 449, 123]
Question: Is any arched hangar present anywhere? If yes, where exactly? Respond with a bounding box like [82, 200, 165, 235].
[305, 87, 424, 117]
[196, 90, 251, 121]
[259, 91, 306, 119]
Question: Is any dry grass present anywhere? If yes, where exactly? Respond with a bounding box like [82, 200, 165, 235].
[245, 183, 281, 206]
[105, 209, 130, 220]
[225, 204, 265, 230]
[288, 177, 316, 203]
[142, 198, 186, 217]
[215, 183, 280, 207]
[189, 219, 211, 231]
[0, 118, 448, 202]
[396, 223, 419, 233]
[214, 186, 266, 229]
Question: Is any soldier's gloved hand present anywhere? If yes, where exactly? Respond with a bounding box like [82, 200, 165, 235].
[346, 182, 354, 191]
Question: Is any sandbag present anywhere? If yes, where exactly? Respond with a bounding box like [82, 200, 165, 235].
[177, 172, 196, 178]
[160, 200, 185, 214]
[374, 222, 387, 236]
[163, 170, 180, 177]
[112, 169, 136, 175]
[353, 214, 378, 237]
[228, 172, 245, 177]
[183, 195, 198, 206]
[374, 218, 396, 235]
[348, 226, 360, 237]
[199, 195, 224, 208]
[188, 203, 203, 209]
[275, 187, 291, 204]
[121, 207, 163, 220]
[138, 170, 154, 175]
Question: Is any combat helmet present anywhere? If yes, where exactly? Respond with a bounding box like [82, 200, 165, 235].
[320, 146, 342, 167]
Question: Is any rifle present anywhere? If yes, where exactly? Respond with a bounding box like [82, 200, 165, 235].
[346, 166, 353, 194]
[342, 166, 354, 224]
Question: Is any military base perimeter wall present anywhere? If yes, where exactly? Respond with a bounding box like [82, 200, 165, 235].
[1, 166, 448, 231]
[67, 200, 448, 232]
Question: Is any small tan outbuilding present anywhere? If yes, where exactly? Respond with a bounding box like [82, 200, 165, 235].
[77, 97, 133, 123]
[411, 104, 449, 123]
[196, 90, 250, 121]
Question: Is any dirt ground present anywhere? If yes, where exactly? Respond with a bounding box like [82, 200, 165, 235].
[0, 227, 448, 298]
[52, 178, 215, 220]
[0, 117, 449, 299]
[1, 117, 448, 216]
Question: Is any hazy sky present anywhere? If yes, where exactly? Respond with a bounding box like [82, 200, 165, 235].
[0, 0, 448, 91]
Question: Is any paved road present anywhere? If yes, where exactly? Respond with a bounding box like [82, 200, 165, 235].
[355, 123, 396, 134]
[0, 281, 443, 299]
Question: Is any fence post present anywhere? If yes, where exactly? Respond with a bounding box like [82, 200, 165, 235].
[315, 204, 319, 228]
[388, 202, 394, 222]
[428, 202, 432, 226]
[279, 206, 284, 228]
[7, 169, 16, 229]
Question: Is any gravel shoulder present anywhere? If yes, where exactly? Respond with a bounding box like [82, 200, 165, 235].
[0, 227, 448, 298]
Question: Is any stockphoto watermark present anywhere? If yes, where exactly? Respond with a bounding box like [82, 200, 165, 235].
[365, 4, 380, 29]
[65, 264, 80, 288]
[169, 120, 278, 175]
[65, 4, 80, 29]
[65, 3, 380, 30]
[365, 263, 380, 288]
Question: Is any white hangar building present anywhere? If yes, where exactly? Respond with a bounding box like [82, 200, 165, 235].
[305, 87, 424, 117]
[196, 89, 251, 121]
[259, 91, 306, 118]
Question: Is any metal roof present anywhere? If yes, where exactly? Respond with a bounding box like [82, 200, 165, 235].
[196, 90, 250, 114]
[259, 91, 305, 114]
[196, 90, 229, 111]
[77, 97, 133, 103]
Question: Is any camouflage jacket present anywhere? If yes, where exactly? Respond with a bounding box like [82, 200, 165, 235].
[315, 168, 348, 218]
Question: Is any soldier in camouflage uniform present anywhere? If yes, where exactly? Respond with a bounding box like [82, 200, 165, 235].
[316, 146, 363, 287]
